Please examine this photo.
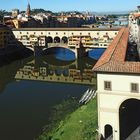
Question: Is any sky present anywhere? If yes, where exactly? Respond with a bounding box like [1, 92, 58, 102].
[1, 0, 140, 12]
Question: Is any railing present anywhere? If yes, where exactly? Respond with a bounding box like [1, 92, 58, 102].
[126, 125, 140, 140]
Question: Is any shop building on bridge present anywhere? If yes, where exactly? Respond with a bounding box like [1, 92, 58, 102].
[12, 28, 119, 46]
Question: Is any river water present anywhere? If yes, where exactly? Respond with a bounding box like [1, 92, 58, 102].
[0, 56, 96, 140]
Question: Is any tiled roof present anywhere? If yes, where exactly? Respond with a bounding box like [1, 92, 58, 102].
[93, 28, 140, 74]
[133, 13, 140, 18]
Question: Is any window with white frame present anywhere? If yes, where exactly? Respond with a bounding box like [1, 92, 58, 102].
[104, 81, 112, 91]
[131, 83, 139, 93]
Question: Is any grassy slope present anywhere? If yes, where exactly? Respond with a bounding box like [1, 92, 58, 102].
[38, 98, 98, 140]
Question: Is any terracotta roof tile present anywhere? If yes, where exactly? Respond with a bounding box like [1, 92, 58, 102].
[133, 13, 140, 18]
[93, 28, 140, 74]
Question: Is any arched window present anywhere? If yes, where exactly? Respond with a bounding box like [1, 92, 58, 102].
[62, 36, 68, 44]
[54, 36, 60, 43]
[104, 124, 113, 139]
[46, 36, 53, 43]
[119, 99, 140, 140]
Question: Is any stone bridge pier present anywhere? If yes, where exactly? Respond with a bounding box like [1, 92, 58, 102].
[72, 45, 87, 59]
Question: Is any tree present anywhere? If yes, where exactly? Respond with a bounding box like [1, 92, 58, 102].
[107, 15, 117, 19]
[31, 8, 53, 15]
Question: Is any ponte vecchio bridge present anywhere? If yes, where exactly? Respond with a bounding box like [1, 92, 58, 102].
[12, 28, 119, 58]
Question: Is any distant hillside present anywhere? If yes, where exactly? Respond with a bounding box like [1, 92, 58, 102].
[90, 11, 131, 16]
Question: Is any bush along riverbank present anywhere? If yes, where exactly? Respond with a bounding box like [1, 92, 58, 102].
[37, 97, 98, 140]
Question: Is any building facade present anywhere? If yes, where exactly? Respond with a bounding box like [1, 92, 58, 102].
[93, 28, 140, 140]
[12, 28, 119, 47]
[0, 24, 17, 48]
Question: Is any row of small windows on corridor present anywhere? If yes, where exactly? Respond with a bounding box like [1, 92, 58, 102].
[0, 31, 9, 33]
[104, 81, 139, 93]
[19, 32, 118, 36]
[19, 32, 84, 35]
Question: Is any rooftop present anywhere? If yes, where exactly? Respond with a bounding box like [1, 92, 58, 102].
[93, 28, 140, 74]
[133, 13, 140, 18]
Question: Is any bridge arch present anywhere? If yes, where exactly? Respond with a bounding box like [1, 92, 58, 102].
[61, 36, 68, 44]
[119, 98, 140, 140]
[54, 36, 61, 43]
[43, 47, 76, 61]
[46, 36, 53, 43]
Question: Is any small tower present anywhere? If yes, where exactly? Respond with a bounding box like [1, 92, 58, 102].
[26, 2, 31, 17]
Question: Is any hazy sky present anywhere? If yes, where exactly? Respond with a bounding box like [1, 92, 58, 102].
[1, 0, 140, 12]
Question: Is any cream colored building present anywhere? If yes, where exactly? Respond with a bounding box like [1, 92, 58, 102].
[12, 28, 119, 44]
[12, 9, 19, 18]
[68, 35, 112, 49]
[93, 28, 140, 140]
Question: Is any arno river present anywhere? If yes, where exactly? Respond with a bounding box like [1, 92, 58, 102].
[0, 55, 96, 140]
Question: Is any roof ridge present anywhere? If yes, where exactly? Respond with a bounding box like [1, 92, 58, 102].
[93, 28, 125, 70]
[109, 28, 125, 62]
[93, 28, 140, 74]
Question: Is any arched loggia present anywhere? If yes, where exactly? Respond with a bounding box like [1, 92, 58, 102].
[54, 36, 60, 43]
[46, 36, 53, 43]
[119, 99, 140, 140]
[62, 36, 68, 44]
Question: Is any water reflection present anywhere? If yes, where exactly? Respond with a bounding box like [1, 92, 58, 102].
[0, 56, 96, 140]
[15, 56, 97, 85]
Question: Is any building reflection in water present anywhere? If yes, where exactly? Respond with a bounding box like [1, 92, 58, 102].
[15, 56, 97, 85]
[0, 55, 96, 140]
[0, 57, 33, 93]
